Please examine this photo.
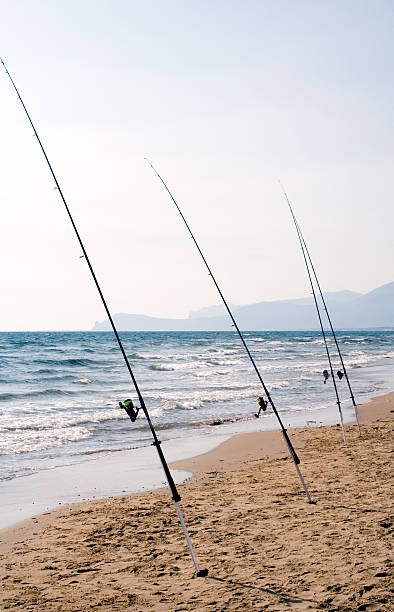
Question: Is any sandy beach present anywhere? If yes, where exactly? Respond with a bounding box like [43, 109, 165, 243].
[0, 393, 392, 611]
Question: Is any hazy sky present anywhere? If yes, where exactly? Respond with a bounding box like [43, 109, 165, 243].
[0, 0, 393, 330]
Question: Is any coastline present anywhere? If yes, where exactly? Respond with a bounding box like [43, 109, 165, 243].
[0, 433, 230, 532]
[0, 391, 393, 610]
[170, 390, 394, 477]
[0, 387, 369, 533]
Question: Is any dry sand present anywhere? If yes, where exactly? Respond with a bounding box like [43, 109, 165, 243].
[0, 393, 393, 611]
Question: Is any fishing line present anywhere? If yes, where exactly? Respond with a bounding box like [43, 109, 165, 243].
[145, 158, 312, 503]
[1, 58, 207, 577]
[280, 182, 361, 439]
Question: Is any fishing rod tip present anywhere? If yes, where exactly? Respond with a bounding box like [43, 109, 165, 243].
[277, 179, 287, 195]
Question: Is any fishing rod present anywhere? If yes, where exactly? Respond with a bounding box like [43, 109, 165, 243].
[1, 58, 207, 577]
[280, 183, 361, 437]
[279, 184, 347, 444]
[145, 158, 312, 503]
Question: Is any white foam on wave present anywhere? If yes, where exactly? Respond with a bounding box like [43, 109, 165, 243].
[147, 380, 290, 410]
[194, 369, 232, 377]
[205, 358, 243, 366]
[149, 406, 164, 418]
[0, 407, 124, 436]
[347, 351, 388, 368]
[149, 361, 203, 372]
[0, 425, 91, 455]
[161, 398, 204, 411]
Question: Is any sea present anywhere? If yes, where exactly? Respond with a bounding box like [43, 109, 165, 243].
[1, 329, 394, 489]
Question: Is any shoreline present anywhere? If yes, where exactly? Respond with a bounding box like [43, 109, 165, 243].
[1, 391, 393, 610]
[0, 432, 230, 532]
[170, 389, 394, 476]
[0, 388, 369, 533]
[0, 390, 392, 536]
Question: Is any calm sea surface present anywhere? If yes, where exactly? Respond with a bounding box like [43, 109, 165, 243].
[1, 330, 393, 482]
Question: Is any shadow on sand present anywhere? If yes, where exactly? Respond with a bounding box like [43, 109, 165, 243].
[207, 575, 316, 606]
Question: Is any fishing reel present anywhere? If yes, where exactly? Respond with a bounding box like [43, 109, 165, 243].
[322, 369, 344, 384]
[119, 399, 140, 423]
[255, 396, 268, 418]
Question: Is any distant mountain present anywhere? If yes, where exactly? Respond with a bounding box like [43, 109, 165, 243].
[92, 282, 394, 331]
[280, 290, 362, 307]
[334, 282, 394, 328]
[188, 303, 239, 319]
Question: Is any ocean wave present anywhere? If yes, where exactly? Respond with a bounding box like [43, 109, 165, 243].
[33, 357, 105, 367]
[251, 339, 285, 345]
[203, 414, 255, 426]
[205, 358, 243, 366]
[161, 399, 204, 411]
[82, 445, 142, 455]
[24, 388, 75, 400]
[148, 381, 290, 409]
[35, 368, 56, 374]
[0, 393, 15, 402]
[0, 407, 125, 433]
[29, 373, 77, 384]
[347, 351, 388, 368]
[194, 369, 232, 377]
[0, 425, 91, 455]
[149, 361, 208, 372]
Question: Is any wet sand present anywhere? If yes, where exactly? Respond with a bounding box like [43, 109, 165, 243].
[0, 393, 393, 611]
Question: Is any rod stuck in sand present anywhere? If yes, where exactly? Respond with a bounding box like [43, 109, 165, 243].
[280, 182, 361, 438]
[1, 58, 207, 577]
[145, 158, 313, 503]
